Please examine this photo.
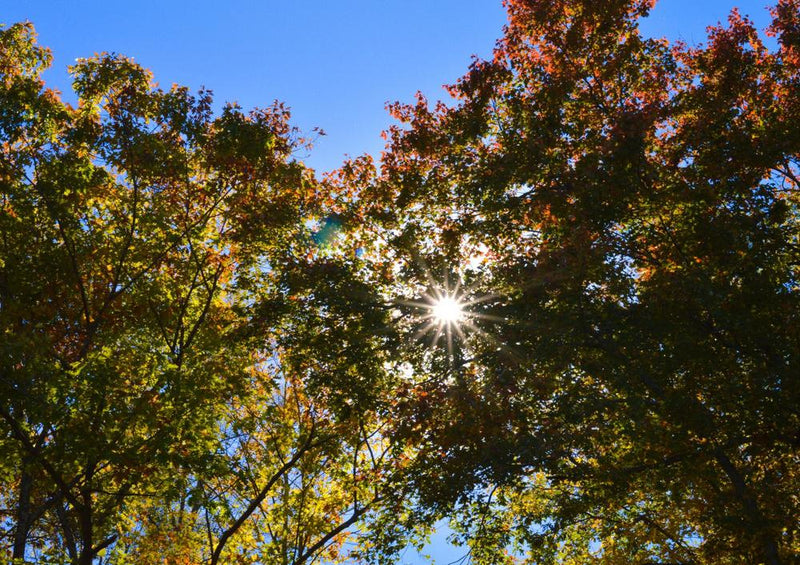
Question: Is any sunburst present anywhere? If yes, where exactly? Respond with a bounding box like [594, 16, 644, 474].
[431, 295, 464, 325]
[397, 280, 505, 367]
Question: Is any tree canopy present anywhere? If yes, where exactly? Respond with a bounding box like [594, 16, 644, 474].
[2, 0, 799, 564]
[0, 21, 415, 565]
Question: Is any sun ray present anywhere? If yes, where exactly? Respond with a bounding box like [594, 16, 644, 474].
[398, 299, 438, 309]
[466, 311, 507, 323]
[432, 323, 445, 349]
[446, 327, 454, 363]
[413, 319, 440, 341]
[452, 321, 467, 343]
[461, 293, 503, 307]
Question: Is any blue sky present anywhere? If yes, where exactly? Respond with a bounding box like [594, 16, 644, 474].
[4, 0, 777, 178]
[1, 1, 778, 562]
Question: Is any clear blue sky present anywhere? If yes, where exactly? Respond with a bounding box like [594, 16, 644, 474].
[4, 0, 776, 178]
[1, 1, 777, 562]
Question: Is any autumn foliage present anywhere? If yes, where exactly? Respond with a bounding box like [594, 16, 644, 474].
[2, 0, 799, 564]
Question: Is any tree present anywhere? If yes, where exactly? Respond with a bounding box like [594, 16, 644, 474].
[340, 0, 799, 563]
[4, 1, 799, 562]
[0, 22, 414, 565]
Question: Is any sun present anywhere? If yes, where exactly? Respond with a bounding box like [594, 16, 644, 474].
[395, 275, 504, 365]
[431, 296, 464, 324]
[398, 287, 471, 353]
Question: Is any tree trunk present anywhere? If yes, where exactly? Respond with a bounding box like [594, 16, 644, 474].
[76, 488, 94, 565]
[12, 464, 33, 561]
[77, 516, 94, 565]
[713, 449, 782, 565]
[55, 500, 79, 562]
